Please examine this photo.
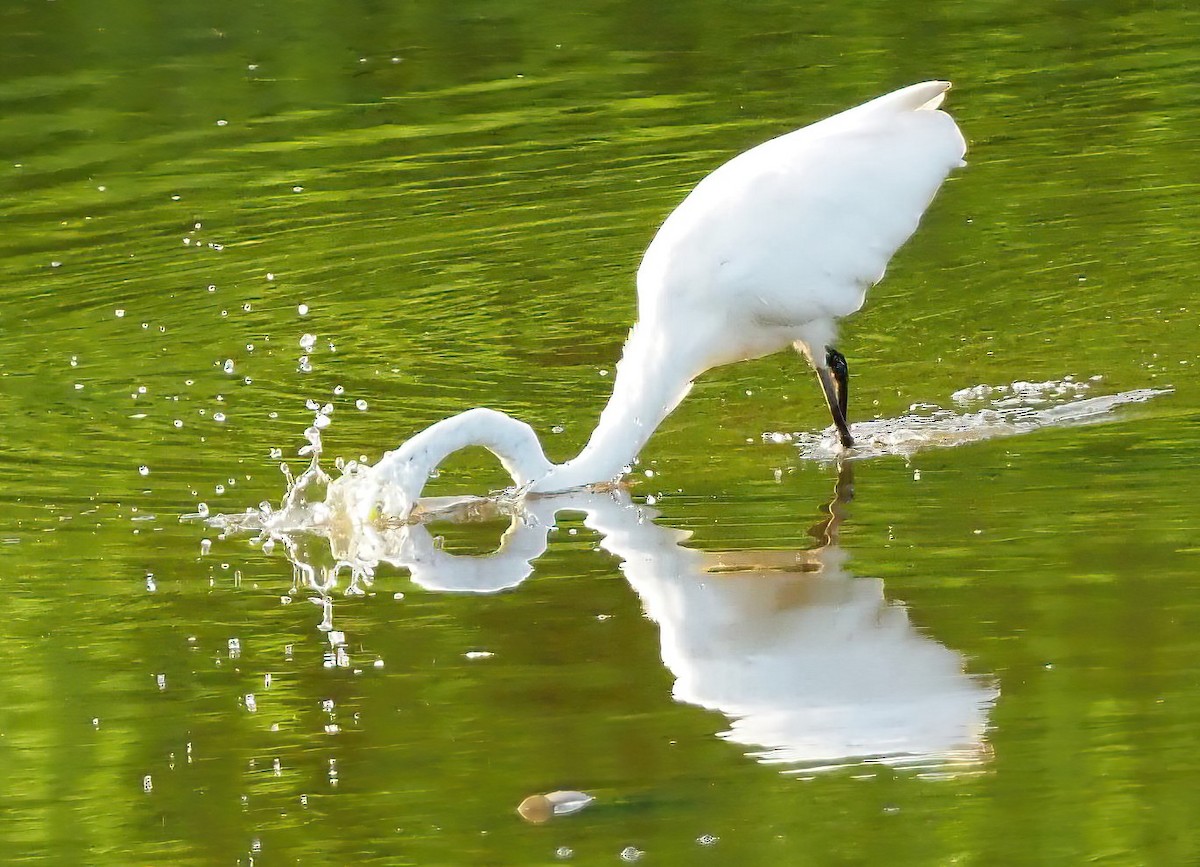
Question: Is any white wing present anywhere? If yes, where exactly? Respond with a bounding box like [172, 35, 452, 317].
[637, 81, 966, 330]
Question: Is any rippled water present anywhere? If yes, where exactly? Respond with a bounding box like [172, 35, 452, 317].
[4, 0, 1200, 864]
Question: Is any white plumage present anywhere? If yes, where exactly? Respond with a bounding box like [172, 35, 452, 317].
[360, 81, 967, 514]
[532, 80, 965, 492]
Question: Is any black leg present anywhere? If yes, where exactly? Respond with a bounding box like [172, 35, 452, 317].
[815, 346, 853, 448]
[826, 347, 849, 422]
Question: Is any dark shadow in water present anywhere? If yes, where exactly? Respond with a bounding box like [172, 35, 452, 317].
[222, 467, 998, 776]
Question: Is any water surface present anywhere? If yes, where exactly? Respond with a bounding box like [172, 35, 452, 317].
[3, 0, 1200, 863]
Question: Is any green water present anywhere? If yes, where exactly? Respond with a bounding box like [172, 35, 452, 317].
[4, 0, 1200, 863]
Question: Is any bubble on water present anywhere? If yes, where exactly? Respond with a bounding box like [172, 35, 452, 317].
[555, 847, 574, 860]
[355, 399, 368, 411]
[138, 465, 150, 476]
[115, 308, 126, 318]
[696, 834, 719, 846]
[216, 119, 228, 126]
[223, 359, 235, 374]
[298, 303, 309, 316]
[213, 412, 226, 423]
[143, 775, 153, 793]
[245, 693, 257, 713]
[619, 847, 643, 862]
[266, 272, 275, 281]
[156, 673, 166, 691]
[333, 385, 344, 396]
[228, 637, 241, 657]
[551, 424, 565, 434]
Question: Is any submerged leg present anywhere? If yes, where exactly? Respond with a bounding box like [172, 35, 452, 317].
[815, 346, 853, 448]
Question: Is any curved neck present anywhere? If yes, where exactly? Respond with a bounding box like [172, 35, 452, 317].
[336, 322, 702, 520]
[356, 407, 553, 516]
[530, 322, 699, 493]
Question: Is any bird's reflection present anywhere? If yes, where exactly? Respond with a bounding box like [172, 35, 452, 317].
[256, 468, 997, 776]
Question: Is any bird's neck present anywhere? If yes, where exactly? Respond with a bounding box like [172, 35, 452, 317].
[531, 321, 699, 493]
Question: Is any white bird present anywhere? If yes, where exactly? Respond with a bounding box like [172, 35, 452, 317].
[351, 81, 966, 516]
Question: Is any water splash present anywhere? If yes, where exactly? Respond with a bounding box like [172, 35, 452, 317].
[771, 378, 1171, 461]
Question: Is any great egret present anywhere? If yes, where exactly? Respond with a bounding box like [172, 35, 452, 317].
[352, 81, 966, 517]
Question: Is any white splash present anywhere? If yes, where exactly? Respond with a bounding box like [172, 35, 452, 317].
[769, 378, 1171, 461]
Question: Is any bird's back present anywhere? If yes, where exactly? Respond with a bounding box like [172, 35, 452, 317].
[636, 82, 966, 358]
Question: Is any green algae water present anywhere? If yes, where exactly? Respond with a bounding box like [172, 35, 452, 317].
[4, 0, 1200, 863]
